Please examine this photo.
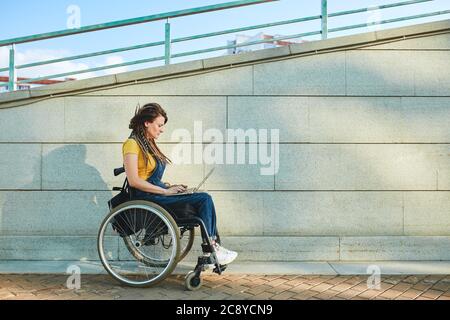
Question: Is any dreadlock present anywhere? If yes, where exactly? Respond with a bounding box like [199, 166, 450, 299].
[129, 102, 171, 165]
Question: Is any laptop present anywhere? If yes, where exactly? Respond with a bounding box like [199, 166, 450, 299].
[165, 167, 215, 196]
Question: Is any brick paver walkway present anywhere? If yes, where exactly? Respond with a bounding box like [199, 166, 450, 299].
[1, 274, 450, 300]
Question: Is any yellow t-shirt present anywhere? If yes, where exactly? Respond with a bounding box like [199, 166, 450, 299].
[122, 138, 156, 180]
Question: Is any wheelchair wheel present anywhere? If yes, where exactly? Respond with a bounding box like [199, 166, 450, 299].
[179, 227, 195, 262]
[98, 200, 180, 288]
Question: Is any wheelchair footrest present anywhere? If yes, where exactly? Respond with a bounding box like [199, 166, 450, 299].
[194, 255, 227, 275]
[213, 265, 227, 274]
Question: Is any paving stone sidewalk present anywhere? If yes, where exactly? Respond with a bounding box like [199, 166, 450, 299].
[1, 274, 450, 300]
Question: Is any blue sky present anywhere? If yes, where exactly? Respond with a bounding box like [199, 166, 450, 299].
[1, 0, 449, 80]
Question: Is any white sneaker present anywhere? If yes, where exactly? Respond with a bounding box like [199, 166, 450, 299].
[213, 243, 238, 265]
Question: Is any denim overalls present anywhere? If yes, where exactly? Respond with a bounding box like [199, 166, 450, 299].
[131, 157, 217, 239]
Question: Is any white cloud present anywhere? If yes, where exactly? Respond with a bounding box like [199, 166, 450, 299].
[0, 47, 99, 81]
[0, 48, 130, 86]
[101, 55, 128, 75]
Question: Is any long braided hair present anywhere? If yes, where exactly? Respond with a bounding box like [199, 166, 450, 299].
[128, 103, 171, 165]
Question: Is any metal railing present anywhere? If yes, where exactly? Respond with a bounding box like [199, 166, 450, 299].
[1, 0, 449, 92]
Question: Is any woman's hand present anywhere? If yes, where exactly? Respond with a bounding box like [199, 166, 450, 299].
[165, 184, 187, 195]
[163, 182, 187, 189]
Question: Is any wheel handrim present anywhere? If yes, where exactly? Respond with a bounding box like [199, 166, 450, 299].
[98, 203, 180, 286]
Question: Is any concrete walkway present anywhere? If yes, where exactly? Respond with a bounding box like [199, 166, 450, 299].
[0, 261, 449, 300]
[1, 260, 450, 275]
[0, 273, 449, 300]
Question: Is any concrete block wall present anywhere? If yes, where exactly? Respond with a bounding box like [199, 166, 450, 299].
[0, 21, 449, 262]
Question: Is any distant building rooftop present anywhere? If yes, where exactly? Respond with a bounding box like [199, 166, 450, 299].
[0, 76, 76, 92]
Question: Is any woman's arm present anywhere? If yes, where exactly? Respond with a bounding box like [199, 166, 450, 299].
[123, 154, 185, 195]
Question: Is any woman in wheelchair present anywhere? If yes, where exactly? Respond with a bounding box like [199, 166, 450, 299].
[98, 103, 238, 289]
[122, 102, 237, 265]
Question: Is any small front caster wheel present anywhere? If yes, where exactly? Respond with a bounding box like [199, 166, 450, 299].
[185, 271, 203, 291]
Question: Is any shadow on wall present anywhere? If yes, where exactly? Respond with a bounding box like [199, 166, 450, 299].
[0, 145, 112, 260]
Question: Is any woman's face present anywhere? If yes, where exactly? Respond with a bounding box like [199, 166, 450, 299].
[145, 115, 166, 139]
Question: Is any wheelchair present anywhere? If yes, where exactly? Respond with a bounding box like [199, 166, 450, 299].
[97, 166, 227, 290]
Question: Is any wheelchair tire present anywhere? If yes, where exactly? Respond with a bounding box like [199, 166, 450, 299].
[185, 271, 203, 291]
[98, 200, 180, 288]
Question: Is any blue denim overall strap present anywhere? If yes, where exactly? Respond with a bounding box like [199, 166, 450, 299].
[146, 157, 167, 189]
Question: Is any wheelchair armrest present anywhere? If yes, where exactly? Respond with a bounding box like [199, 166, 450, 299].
[114, 166, 125, 176]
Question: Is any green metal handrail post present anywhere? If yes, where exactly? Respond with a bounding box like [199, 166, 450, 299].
[9, 44, 17, 92]
[321, 0, 328, 39]
[165, 19, 171, 65]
